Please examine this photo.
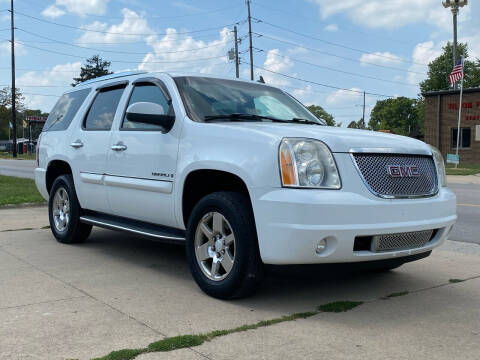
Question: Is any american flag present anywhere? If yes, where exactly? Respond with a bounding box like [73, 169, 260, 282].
[449, 57, 464, 85]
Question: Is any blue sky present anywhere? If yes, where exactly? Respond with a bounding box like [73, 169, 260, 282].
[0, 0, 478, 125]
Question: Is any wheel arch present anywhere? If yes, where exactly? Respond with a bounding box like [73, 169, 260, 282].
[46, 159, 73, 194]
[181, 168, 254, 229]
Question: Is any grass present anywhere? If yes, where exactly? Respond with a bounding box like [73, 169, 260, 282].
[0, 152, 36, 160]
[0, 175, 45, 206]
[449, 279, 465, 284]
[446, 163, 480, 176]
[91, 301, 363, 360]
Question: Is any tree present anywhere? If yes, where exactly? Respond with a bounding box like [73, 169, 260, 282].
[347, 118, 366, 129]
[368, 97, 423, 137]
[0, 86, 25, 110]
[307, 104, 336, 126]
[420, 42, 480, 93]
[72, 55, 113, 86]
[0, 87, 26, 140]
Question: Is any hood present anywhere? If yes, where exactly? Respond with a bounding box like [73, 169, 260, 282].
[214, 122, 432, 154]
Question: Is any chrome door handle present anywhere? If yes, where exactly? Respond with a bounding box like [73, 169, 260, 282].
[111, 143, 127, 151]
[70, 140, 83, 148]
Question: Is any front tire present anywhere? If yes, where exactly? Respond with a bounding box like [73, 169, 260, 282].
[186, 191, 264, 299]
[48, 174, 92, 244]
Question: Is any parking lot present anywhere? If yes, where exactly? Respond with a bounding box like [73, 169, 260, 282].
[1, 201, 479, 360]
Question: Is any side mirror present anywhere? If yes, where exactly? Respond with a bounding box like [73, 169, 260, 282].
[126, 102, 175, 132]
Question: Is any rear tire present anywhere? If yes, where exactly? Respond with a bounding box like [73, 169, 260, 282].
[186, 191, 264, 299]
[48, 174, 92, 244]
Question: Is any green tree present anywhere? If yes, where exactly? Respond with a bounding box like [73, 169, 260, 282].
[368, 97, 423, 137]
[307, 104, 336, 126]
[0, 87, 26, 140]
[420, 42, 480, 93]
[0, 86, 25, 110]
[347, 118, 366, 129]
[72, 55, 113, 86]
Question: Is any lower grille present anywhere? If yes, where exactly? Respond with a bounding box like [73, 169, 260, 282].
[372, 229, 434, 252]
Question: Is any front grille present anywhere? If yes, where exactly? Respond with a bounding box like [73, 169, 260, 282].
[371, 229, 435, 252]
[352, 153, 438, 198]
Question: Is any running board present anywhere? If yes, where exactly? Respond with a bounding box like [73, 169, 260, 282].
[80, 212, 186, 244]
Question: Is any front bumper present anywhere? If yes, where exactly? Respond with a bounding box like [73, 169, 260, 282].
[251, 186, 456, 265]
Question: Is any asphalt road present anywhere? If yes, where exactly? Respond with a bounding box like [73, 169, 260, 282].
[1, 159, 478, 244]
[0, 159, 36, 179]
[448, 182, 480, 245]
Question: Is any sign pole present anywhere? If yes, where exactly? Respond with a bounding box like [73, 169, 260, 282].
[454, 56, 464, 169]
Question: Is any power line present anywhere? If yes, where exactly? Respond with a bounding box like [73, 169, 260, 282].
[14, 10, 243, 37]
[256, 33, 427, 76]
[248, 63, 395, 98]
[23, 92, 61, 97]
[16, 28, 229, 55]
[20, 0, 243, 20]
[258, 48, 417, 87]
[256, 19, 429, 67]
[14, 40, 228, 64]
[250, 1, 434, 51]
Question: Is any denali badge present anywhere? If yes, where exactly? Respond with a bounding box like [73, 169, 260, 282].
[387, 165, 420, 178]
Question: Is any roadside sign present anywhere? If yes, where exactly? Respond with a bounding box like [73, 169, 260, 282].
[446, 153, 459, 164]
[25, 116, 47, 123]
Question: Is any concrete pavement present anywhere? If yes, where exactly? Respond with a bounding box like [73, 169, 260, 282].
[0, 208, 479, 360]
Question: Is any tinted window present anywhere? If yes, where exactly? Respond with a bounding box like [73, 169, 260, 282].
[122, 84, 172, 130]
[84, 86, 125, 130]
[43, 88, 90, 132]
[451, 127, 471, 149]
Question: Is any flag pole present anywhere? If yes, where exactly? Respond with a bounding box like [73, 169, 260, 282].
[454, 55, 464, 169]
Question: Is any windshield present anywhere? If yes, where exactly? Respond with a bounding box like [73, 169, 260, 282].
[174, 76, 325, 124]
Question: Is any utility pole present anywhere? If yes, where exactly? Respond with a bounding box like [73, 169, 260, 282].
[246, 0, 254, 80]
[234, 25, 239, 78]
[362, 91, 366, 128]
[10, 0, 17, 157]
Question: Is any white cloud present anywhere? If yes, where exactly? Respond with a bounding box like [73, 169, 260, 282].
[407, 41, 443, 86]
[258, 49, 294, 87]
[77, 8, 153, 44]
[17, 62, 81, 110]
[0, 40, 26, 56]
[138, 28, 231, 75]
[309, 0, 470, 29]
[43, 0, 109, 17]
[41, 5, 66, 18]
[323, 24, 338, 32]
[360, 52, 402, 66]
[326, 88, 363, 104]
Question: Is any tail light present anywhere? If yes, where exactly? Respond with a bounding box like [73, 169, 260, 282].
[36, 133, 42, 167]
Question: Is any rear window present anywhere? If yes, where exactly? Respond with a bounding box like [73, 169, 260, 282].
[43, 88, 91, 132]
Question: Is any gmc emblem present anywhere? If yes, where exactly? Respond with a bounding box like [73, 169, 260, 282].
[387, 165, 420, 178]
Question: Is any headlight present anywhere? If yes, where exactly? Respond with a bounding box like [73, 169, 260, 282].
[430, 145, 446, 187]
[279, 138, 341, 189]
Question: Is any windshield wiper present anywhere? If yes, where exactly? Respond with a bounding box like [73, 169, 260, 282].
[203, 113, 323, 125]
[290, 118, 323, 125]
[204, 113, 287, 122]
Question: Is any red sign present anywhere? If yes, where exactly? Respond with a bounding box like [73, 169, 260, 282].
[448, 101, 480, 110]
[25, 116, 48, 122]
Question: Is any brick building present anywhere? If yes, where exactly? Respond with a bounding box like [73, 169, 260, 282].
[424, 88, 480, 164]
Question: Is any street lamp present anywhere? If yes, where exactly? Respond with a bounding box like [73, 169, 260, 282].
[442, 0, 468, 72]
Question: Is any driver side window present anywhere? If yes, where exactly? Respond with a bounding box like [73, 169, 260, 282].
[122, 83, 173, 130]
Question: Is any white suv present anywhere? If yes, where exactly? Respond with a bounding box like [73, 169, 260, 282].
[35, 71, 457, 299]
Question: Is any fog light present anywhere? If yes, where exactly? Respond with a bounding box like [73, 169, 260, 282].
[316, 239, 327, 254]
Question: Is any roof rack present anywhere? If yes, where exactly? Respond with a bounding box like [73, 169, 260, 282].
[80, 71, 147, 86]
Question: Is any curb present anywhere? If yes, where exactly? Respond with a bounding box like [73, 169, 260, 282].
[0, 202, 47, 210]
